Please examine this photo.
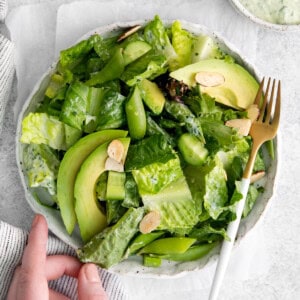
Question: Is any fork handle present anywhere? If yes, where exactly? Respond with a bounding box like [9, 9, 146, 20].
[208, 178, 250, 300]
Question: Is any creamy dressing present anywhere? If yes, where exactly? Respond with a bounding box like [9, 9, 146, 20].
[239, 0, 300, 25]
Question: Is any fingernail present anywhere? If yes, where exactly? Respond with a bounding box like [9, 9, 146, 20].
[31, 215, 40, 228]
[85, 264, 100, 282]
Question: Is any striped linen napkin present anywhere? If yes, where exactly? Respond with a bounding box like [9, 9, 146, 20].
[0, 2, 129, 299]
[0, 33, 14, 134]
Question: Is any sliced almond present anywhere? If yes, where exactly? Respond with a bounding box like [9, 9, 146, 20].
[250, 171, 265, 184]
[246, 104, 260, 123]
[117, 25, 142, 42]
[105, 157, 124, 172]
[225, 118, 252, 136]
[107, 139, 124, 163]
[139, 211, 161, 234]
[195, 71, 225, 87]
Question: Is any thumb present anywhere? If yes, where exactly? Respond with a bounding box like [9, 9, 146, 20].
[78, 263, 108, 300]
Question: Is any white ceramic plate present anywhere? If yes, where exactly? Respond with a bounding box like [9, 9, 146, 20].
[229, 0, 300, 31]
[16, 20, 279, 277]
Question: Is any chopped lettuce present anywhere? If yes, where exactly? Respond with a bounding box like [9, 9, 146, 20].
[165, 100, 205, 143]
[61, 81, 89, 130]
[45, 73, 68, 99]
[21, 112, 81, 150]
[132, 157, 183, 194]
[93, 35, 118, 64]
[143, 15, 179, 71]
[243, 185, 260, 218]
[96, 89, 126, 130]
[59, 34, 100, 70]
[84, 87, 106, 133]
[120, 50, 167, 86]
[189, 223, 230, 243]
[106, 200, 127, 225]
[171, 20, 193, 68]
[122, 173, 141, 208]
[125, 134, 175, 171]
[141, 176, 198, 232]
[23, 144, 60, 198]
[145, 113, 176, 147]
[203, 157, 228, 220]
[77, 207, 145, 268]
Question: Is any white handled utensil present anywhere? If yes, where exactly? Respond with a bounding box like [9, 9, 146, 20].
[208, 77, 281, 300]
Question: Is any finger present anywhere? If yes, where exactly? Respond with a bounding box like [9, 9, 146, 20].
[8, 266, 49, 300]
[6, 266, 20, 300]
[49, 289, 70, 300]
[22, 214, 48, 273]
[78, 264, 108, 300]
[46, 255, 82, 280]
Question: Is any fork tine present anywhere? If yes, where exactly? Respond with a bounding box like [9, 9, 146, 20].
[258, 77, 271, 122]
[272, 80, 281, 127]
[254, 77, 265, 106]
[265, 79, 276, 124]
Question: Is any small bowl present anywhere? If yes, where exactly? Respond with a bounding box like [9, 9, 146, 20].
[16, 19, 279, 277]
[229, 0, 300, 32]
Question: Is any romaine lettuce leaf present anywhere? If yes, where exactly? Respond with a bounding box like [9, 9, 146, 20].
[132, 157, 183, 194]
[184, 164, 208, 217]
[106, 200, 127, 225]
[84, 87, 106, 133]
[243, 185, 260, 218]
[125, 134, 176, 171]
[203, 157, 228, 220]
[23, 144, 60, 198]
[171, 20, 193, 68]
[146, 113, 176, 147]
[122, 173, 141, 208]
[77, 207, 145, 268]
[21, 112, 81, 150]
[120, 50, 167, 86]
[96, 90, 126, 130]
[189, 223, 230, 243]
[165, 100, 205, 143]
[59, 34, 100, 70]
[141, 176, 198, 231]
[61, 81, 89, 130]
[143, 15, 178, 71]
[93, 35, 118, 64]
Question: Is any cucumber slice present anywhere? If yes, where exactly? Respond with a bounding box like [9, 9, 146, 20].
[106, 171, 126, 200]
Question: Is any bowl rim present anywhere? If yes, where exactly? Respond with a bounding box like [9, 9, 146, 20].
[16, 19, 279, 278]
[229, 0, 300, 32]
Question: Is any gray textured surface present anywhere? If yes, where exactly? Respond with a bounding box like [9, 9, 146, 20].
[1, 0, 300, 299]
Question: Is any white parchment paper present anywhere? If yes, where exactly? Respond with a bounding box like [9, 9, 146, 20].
[5, 0, 271, 298]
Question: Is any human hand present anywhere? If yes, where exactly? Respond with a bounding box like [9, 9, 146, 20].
[7, 214, 108, 300]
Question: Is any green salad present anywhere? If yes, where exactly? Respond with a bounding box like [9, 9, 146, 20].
[20, 15, 270, 269]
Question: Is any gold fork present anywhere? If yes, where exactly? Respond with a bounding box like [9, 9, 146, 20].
[209, 77, 281, 300]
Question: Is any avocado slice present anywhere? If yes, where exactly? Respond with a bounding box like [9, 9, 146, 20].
[74, 137, 130, 242]
[57, 130, 128, 235]
[170, 59, 259, 110]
